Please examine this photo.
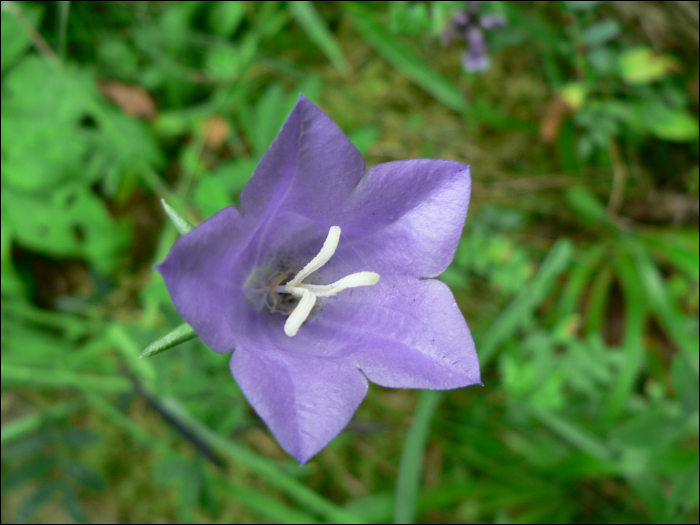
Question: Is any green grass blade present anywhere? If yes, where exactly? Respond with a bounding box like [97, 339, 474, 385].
[140, 322, 197, 358]
[88, 392, 322, 524]
[601, 254, 647, 422]
[531, 407, 615, 463]
[85, 392, 159, 445]
[584, 266, 613, 335]
[217, 478, 321, 524]
[557, 243, 607, 317]
[393, 390, 443, 524]
[343, 3, 465, 112]
[639, 230, 699, 281]
[160, 397, 365, 524]
[632, 242, 699, 375]
[1, 402, 78, 446]
[57, 1, 70, 60]
[109, 325, 156, 389]
[565, 187, 619, 232]
[289, 1, 350, 74]
[162, 199, 195, 235]
[479, 238, 574, 367]
[1, 363, 132, 393]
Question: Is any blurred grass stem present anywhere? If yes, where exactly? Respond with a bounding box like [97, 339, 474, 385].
[393, 390, 443, 524]
[2, 0, 60, 65]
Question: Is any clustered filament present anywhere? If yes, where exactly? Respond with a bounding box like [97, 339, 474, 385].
[271, 226, 380, 336]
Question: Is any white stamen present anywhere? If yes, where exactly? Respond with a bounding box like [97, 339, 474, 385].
[284, 288, 317, 337]
[279, 226, 380, 336]
[286, 226, 341, 286]
[297, 271, 380, 297]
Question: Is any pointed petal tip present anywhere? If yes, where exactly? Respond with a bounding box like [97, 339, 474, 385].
[291, 440, 328, 465]
[294, 451, 314, 465]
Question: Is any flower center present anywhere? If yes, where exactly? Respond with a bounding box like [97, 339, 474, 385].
[273, 226, 380, 337]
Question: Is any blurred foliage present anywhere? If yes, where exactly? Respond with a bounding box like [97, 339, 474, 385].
[1, 1, 698, 524]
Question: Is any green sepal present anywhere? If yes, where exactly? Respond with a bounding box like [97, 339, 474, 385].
[162, 199, 195, 235]
[140, 323, 197, 358]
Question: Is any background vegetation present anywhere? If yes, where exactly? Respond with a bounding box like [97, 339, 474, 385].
[1, 1, 698, 523]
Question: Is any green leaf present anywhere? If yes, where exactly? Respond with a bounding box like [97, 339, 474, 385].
[204, 43, 243, 81]
[65, 462, 107, 493]
[394, 390, 443, 524]
[582, 19, 621, 47]
[3, 185, 131, 273]
[237, 82, 286, 157]
[611, 409, 685, 448]
[288, 1, 350, 74]
[648, 109, 699, 142]
[618, 47, 679, 84]
[668, 456, 699, 518]
[0, 203, 24, 296]
[1, 4, 43, 73]
[140, 323, 197, 358]
[162, 199, 195, 235]
[60, 484, 90, 524]
[388, 1, 430, 35]
[564, 1, 605, 11]
[640, 230, 699, 281]
[1, 56, 160, 193]
[59, 428, 99, 449]
[672, 355, 699, 414]
[343, 2, 465, 112]
[208, 1, 246, 36]
[252, 82, 288, 155]
[14, 481, 59, 524]
[565, 187, 617, 230]
[479, 239, 574, 366]
[194, 159, 257, 217]
[347, 125, 380, 156]
[1, 455, 59, 494]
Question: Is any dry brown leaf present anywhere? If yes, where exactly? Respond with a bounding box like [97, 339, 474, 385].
[98, 80, 157, 119]
[540, 96, 573, 144]
[198, 114, 230, 149]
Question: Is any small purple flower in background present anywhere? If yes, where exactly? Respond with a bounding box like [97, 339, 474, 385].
[158, 96, 481, 463]
[442, 1, 507, 72]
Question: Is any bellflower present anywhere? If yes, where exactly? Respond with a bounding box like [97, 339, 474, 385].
[158, 96, 480, 463]
[442, 1, 507, 72]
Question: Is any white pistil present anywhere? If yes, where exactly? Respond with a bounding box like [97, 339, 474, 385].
[284, 289, 317, 337]
[281, 226, 379, 337]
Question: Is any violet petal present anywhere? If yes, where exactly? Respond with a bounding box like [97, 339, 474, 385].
[319, 278, 481, 389]
[157, 205, 253, 354]
[239, 96, 365, 226]
[230, 347, 368, 463]
[336, 159, 471, 279]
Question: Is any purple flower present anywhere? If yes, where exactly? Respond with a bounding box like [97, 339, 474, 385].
[442, 1, 507, 72]
[158, 97, 481, 463]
